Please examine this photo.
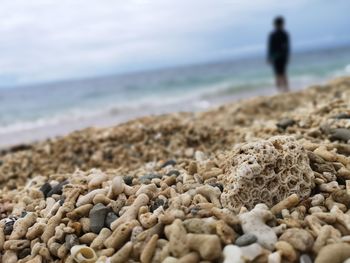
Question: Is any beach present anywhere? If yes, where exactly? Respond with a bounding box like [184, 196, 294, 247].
[0, 77, 350, 262]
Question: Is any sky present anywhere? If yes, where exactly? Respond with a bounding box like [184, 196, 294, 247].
[0, 0, 349, 86]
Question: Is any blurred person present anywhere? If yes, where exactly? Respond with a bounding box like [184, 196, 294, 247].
[267, 16, 290, 92]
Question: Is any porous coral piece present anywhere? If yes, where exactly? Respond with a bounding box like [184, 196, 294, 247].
[220, 136, 314, 212]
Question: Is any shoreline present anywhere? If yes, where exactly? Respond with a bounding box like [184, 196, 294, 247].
[0, 78, 320, 150]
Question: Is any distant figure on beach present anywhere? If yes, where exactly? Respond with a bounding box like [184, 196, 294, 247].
[267, 16, 290, 92]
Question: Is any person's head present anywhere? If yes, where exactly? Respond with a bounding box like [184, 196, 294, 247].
[274, 16, 284, 30]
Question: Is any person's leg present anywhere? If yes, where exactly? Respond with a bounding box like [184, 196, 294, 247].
[273, 60, 285, 92]
[275, 74, 284, 91]
[281, 74, 289, 92]
[275, 75, 280, 89]
[279, 61, 289, 92]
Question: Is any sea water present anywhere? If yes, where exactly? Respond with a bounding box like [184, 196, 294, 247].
[0, 45, 350, 146]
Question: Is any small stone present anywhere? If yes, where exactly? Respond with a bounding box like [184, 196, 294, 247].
[105, 212, 118, 229]
[167, 170, 180, 177]
[279, 228, 314, 251]
[223, 245, 242, 263]
[235, 233, 258, 247]
[300, 254, 313, 263]
[188, 161, 198, 175]
[139, 174, 162, 184]
[4, 219, 15, 235]
[59, 196, 65, 206]
[332, 113, 350, 119]
[65, 234, 79, 250]
[332, 190, 350, 207]
[311, 162, 336, 174]
[276, 118, 295, 130]
[185, 148, 194, 157]
[150, 198, 165, 212]
[240, 243, 263, 261]
[39, 182, 52, 198]
[89, 203, 109, 234]
[47, 180, 69, 197]
[307, 151, 325, 164]
[329, 128, 350, 142]
[18, 247, 31, 259]
[123, 176, 133, 186]
[190, 207, 200, 215]
[209, 183, 224, 192]
[161, 159, 176, 168]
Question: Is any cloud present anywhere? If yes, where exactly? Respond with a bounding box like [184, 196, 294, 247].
[0, 0, 348, 85]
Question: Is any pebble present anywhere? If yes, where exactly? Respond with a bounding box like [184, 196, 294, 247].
[39, 182, 52, 198]
[65, 234, 79, 250]
[209, 183, 224, 192]
[47, 180, 69, 197]
[161, 159, 176, 168]
[105, 212, 118, 228]
[332, 113, 350, 119]
[89, 203, 109, 234]
[276, 118, 295, 130]
[139, 174, 162, 184]
[123, 176, 133, 186]
[240, 243, 263, 261]
[332, 190, 350, 208]
[18, 248, 31, 259]
[235, 233, 257, 247]
[4, 219, 15, 235]
[300, 254, 313, 263]
[329, 128, 350, 142]
[279, 228, 314, 252]
[166, 170, 180, 177]
[150, 198, 166, 212]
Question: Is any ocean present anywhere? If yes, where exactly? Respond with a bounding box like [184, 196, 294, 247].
[1, 45, 350, 147]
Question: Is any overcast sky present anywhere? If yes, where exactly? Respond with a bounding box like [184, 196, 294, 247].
[0, 0, 349, 86]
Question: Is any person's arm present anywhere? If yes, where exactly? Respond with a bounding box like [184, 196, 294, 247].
[267, 33, 273, 63]
[285, 32, 290, 63]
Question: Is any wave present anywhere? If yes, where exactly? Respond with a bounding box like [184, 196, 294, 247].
[1, 63, 349, 136]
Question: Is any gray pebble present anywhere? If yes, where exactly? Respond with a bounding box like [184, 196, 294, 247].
[65, 234, 79, 250]
[18, 248, 31, 259]
[39, 182, 52, 198]
[332, 113, 350, 119]
[209, 183, 224, 192]
[235, 233, 258, 247]
[139, 174, 162, 184]
[329, 128, 350, 142]
[300, 254, 313, 263]
[4, 219, 16, 235]
[89, 203, 109, 234]
[277, 118, 295, 130]
[150, 198, 166, 212]
[161, 159, 176, 168]
[105, 212, 118, 229]
[47, 180, 69, 197]
[123, 176, 133, 186]
[21, 211, 27, 218]
[167, 170, 180, 177]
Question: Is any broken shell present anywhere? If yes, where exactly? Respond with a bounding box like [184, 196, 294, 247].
[71, 245, 97, 263]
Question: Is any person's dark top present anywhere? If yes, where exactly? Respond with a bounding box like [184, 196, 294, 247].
[267, 29, 290, 63]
